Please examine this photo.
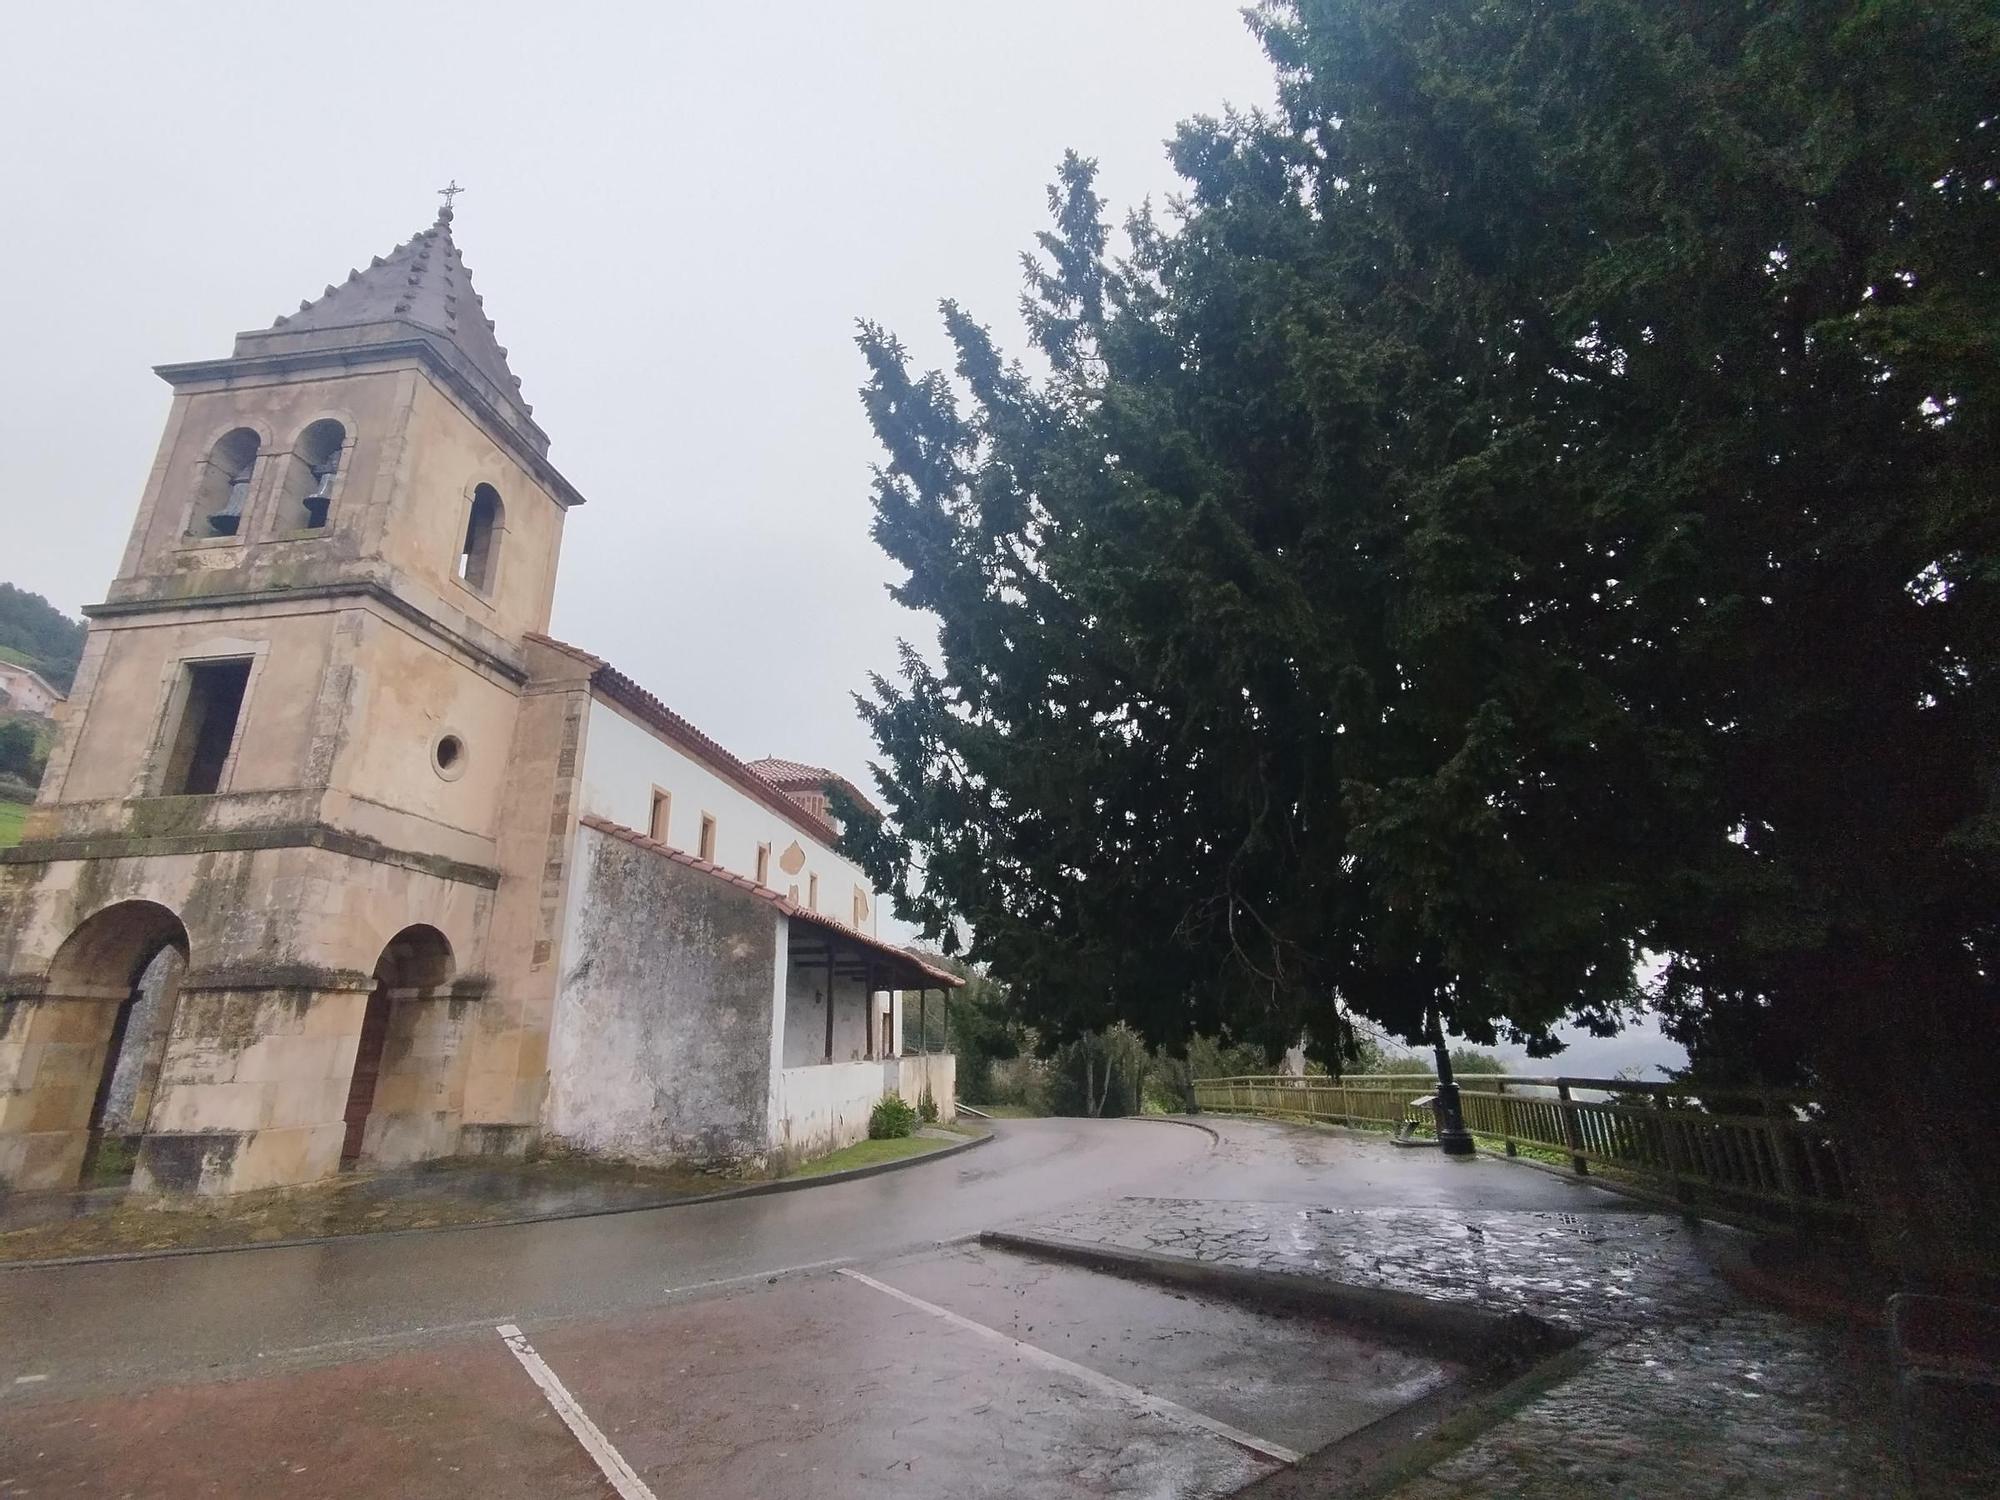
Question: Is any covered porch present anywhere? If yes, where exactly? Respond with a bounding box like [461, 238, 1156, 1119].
[774, 913, 962, 1162]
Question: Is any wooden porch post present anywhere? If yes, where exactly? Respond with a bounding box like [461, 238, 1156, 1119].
[823, 947, 835, 1062]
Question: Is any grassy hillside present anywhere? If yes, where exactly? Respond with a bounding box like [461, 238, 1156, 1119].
[0, 801, 27, 850]
[0, 583, 85, 692]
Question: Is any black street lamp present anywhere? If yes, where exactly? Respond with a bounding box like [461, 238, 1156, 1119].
[1429, 1007, 1476, 1157]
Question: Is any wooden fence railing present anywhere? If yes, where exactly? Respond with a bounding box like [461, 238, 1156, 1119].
[1192, 1073, 1855, 1221]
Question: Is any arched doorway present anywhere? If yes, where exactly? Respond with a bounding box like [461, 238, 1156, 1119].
[12, 901, 190, 1189]
[341, 925, 453, 1167]
[86, 945, 188, 1179]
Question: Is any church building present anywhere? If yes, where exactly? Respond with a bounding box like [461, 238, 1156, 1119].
[0, 204, 958, 1196]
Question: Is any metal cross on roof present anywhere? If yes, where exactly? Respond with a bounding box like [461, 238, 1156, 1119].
[437, 179, 464, 211]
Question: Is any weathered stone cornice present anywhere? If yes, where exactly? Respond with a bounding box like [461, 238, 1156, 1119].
[82, 577, 528, 686]
[0, 821, 501, 889]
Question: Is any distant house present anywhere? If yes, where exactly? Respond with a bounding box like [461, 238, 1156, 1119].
[0, 660, 64, 718]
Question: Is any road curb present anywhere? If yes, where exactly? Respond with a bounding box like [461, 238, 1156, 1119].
[1235, 1327, 1627, 1500]
[977, 1228, 1573, 1367]
[1147, 1114, 1221, 1146]
[0, 1127, 996, 1272]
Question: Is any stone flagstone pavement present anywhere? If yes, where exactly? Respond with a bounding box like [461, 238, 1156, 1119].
[1012, 1196, 1902, 1498]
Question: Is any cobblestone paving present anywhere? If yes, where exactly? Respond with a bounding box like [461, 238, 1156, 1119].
[1014, 1197, 1901, 1498]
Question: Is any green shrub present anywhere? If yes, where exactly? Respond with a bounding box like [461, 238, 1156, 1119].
[918, 1085, 939, 1124]
[869, 1095, 918, 1139]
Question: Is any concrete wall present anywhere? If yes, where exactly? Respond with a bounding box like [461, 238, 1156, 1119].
[545, 823, 779, 1165]
[578, 697, 877, 933]
[892, 1052, 957, 1122]
[774, 1059, 884, 1161]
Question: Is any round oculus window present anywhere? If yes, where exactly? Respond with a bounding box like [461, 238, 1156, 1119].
[432, 733, 467, 781]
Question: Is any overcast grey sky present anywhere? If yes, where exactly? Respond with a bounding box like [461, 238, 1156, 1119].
[2, 0, 1273, 771]
[0, 2, 1682, 1076]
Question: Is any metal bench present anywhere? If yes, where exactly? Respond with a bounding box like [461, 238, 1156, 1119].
[1392, 1095, 1436, 1146]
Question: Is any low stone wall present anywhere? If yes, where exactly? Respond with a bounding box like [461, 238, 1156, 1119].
[893, 1052, 956, 1121]
[775, 1060, 883, 1162]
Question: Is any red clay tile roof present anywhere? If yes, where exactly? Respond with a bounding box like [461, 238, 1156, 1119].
[746, 757, 883, 821]
[746, 756, 826, 785]
[526, 633, 847, 845]
[579, 813, 962, 988]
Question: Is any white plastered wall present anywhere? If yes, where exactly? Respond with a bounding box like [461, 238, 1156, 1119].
[577, 696, 882, 936]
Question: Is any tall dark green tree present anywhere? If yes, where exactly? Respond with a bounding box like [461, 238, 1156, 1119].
[848, 0, 1999, 1276]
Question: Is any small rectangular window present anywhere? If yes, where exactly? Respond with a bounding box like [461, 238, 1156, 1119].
[649, 789, 671, 843]
[807, 872, 819, 911]
[698, 813, 717, 863]
[163, 658, 252, 796]
[852, 887, 868, 928]
[755, 843, 771, 886]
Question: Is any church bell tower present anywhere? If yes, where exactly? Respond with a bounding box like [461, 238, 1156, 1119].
[0, 200, 586, 1195]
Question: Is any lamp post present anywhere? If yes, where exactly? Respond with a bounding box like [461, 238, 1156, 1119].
[1429, 1007, 1476, 1157]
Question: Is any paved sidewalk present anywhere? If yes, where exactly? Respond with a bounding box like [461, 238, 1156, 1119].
[1014, 1195, 1901, 1497]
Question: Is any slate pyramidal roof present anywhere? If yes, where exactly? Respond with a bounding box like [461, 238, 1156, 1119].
[165, 206, 570, 484]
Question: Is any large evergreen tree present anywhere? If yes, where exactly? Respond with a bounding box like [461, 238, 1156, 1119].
[848, 0, 1998, 1274]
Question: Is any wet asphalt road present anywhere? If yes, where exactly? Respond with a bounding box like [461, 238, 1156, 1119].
[0, 1118, 1210, 1394]
[0, 1115, 1620, 1398]
[0, 1117, 1640, 1499]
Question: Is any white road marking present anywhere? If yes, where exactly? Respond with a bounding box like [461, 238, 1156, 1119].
[12, 1374, 48, 1384]
[662, 1254, 858, 1297]
[837, 1268, 1303, 1466]
[495, 1323, 657, 1500]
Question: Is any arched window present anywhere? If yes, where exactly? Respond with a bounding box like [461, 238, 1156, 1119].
[275, 419, 345, 532]
[458, 483, 502, 592]
[189, 428, 261, 538]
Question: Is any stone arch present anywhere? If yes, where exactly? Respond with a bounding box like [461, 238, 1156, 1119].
[44, 900, 188, 994]
[0, 900, 190, 1190]
[341, 925, 466, 1168]
[272, 415, 351, 532]
[456, 482, 504, 593]
[184, 426, 265, 539]
[376, 924, 455, 991]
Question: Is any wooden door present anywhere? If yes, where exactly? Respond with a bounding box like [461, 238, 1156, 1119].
[341, 985, 391, 1165]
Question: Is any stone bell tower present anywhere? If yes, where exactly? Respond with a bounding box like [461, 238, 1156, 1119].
[0, 202, 586, 1194]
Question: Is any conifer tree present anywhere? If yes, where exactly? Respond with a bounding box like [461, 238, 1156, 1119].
[848, 0, 1998, 1272]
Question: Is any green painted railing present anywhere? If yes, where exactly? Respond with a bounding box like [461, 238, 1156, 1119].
[1192, 1073, 1855, 1220]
